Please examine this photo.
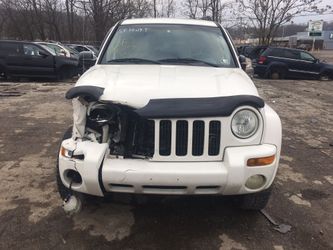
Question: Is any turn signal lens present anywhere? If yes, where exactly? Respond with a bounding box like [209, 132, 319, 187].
[247, 155, 275, 166]
[60, 146, 73, 158]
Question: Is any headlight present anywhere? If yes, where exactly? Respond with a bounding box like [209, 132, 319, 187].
[231, 109, 259, 139]
[87, 103, 115, 125]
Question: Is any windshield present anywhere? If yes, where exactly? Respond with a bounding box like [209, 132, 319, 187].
[100, 24, 236, 67]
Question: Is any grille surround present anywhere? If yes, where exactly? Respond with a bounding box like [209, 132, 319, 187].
[150, 107, 263, 162]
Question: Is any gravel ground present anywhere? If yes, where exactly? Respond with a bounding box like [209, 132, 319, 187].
[0, 77, 332, 250]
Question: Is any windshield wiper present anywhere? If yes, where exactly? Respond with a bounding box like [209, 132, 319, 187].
[107, 58, 161, 64]
[158, 58, 219, 67]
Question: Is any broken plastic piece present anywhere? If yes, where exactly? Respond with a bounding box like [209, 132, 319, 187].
[260, 209, 292, 234]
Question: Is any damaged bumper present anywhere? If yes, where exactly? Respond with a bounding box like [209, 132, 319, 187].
[59, 139, 278, 196]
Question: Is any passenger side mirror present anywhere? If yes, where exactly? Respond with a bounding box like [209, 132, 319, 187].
[239, 55, 247, 71]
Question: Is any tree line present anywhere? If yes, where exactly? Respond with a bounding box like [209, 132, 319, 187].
[0, 0, 331, 45]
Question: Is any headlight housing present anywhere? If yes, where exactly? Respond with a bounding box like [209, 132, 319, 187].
[231, 109, 259, 139]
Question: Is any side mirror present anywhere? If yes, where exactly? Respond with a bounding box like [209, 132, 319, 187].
[314, 58, 319, 63]
[239, 55, 247, 71]
[39, 51, 49, 57]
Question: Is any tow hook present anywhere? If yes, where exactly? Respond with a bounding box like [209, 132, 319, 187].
[62, 181, 82, 215]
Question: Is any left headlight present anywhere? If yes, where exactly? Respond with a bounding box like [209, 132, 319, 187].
[231, 109, 259, 139]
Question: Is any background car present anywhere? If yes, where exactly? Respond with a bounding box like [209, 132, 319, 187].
[0, 40, 79, 80]
[36, 42, 79, 59]
[253, 47, 333, 80]
[67, 44, 99, 58]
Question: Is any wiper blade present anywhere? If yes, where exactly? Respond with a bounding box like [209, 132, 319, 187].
[107, 58, 160, 64]
[158, 58, 219, 67]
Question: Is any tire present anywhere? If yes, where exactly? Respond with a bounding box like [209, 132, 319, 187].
[56, 127, 87, 201]
[0, 65, 7, 80]
[319, 73, 330, 81]
[238, 187, 272, 210]
[57, 69, 67, 81]
[270, 68, 285, 80]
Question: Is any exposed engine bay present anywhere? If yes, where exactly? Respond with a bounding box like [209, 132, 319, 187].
[72, 97, 154, 159]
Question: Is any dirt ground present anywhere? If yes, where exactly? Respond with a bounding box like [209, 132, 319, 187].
[0, 76, 332, 250]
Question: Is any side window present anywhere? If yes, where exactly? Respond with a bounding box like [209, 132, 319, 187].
[300, 52, 315, 61]
[47, 44, 62, 55]
[23, 44, 46, 56]
[283, 50, 300, 60]
[0, 43, 22, 56]
[268, 48, 283, 57]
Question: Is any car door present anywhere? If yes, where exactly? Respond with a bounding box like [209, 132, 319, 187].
[21, 43, 55, 76]
[299, 51, 321, 77]
[281, 49, 305, 78]
[1, 42, 26, 76]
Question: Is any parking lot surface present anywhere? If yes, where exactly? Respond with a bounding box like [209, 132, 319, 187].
[0, 78, 332, 250]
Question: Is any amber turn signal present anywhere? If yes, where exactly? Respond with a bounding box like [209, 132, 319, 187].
[247, 155, 275, 166]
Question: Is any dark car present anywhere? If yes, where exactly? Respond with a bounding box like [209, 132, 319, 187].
[237, 45, 251, 56]
[248, 45, 268, 60]
[78, 51, 96, 74]
[253, 47, 333, 80]
[0, 40, 79, 80]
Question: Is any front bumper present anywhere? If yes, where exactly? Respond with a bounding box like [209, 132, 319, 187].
[59, 140, 279, 196]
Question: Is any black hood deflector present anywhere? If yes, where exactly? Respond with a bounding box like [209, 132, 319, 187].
[135, 95, 265, 118]
[66, 86, 104, 102]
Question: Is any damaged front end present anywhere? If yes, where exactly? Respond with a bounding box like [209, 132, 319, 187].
[67, 85, 155, 159]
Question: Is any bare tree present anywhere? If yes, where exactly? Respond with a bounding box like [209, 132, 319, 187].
[183, 0, 199, 18]
[236, 0, 331, 45]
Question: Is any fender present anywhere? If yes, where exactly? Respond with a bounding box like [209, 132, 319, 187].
[66, 85, 105, 102]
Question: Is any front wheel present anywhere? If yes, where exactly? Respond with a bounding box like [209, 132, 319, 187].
[238, 187, 272, 210]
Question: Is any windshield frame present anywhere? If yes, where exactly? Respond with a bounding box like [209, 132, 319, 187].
[98, 22, 238, 68]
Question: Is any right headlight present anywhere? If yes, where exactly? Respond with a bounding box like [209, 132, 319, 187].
[231, 109, 259, 139]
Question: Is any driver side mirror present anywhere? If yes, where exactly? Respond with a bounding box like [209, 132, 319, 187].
[239, 55, 247, 71]
[39, 51, 49, 57]
[314, 58, 319, 63]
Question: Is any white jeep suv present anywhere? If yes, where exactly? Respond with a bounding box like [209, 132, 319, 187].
[57, 18, 282, 210]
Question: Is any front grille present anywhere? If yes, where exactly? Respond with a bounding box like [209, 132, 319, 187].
[153, 119, 222, 161]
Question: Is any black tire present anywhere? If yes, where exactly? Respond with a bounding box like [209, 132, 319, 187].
[56, 127, 86, 200]
[0, 65, 7, 80]
[57, 69, 67, 81]
[319, 73, 331, 81]
[238, 187, 272, 210]
[270, 68, 285, 80]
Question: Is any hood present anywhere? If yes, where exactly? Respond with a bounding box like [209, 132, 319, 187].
[76, 65, 259, 109]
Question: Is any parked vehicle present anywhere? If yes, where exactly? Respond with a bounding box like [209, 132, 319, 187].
[78, 51, 96, 74]
[297, 44, 312, 51]
[253, 47, 333, 80]
[36, 42, 79, 59]
[67, 44, 99, 57]
[237, 45, 253, 57]
[57, 18, 282, 211]
[0, 40, 78, 80]
[248, 45, 268, 60]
